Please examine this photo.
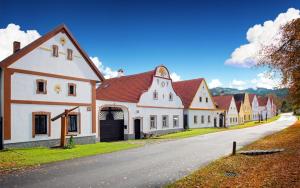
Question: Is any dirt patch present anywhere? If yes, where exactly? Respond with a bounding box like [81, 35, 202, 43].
[169, 121, 300, 188]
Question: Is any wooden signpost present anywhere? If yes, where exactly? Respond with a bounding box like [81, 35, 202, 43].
[51, 106, 79, 147]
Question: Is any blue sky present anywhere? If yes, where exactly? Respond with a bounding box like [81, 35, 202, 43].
[1, 0, 300, 89]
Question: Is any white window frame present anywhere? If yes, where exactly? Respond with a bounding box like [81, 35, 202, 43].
[173, 115, 179, 127]
[150, 115, 157, 129]
[162, 115, 169, 128]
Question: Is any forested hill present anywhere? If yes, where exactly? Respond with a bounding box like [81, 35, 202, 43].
[210, 87, 288, 98]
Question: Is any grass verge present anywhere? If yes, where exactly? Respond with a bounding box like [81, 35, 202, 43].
[168, 120, 300, 188]
[0, 141, 140, 174]
[158, 115, 280, 139]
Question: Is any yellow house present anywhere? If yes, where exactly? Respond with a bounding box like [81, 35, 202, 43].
[234, 93, 252, 122]
[235, 101, 245, 124]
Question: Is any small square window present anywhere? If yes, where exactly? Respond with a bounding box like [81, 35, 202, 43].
[173, 115, 179, 127]
[208, 115, 211, 123]
[201, 115, 204, 124]
[68, 114, 79, 133]
[68, 83, 76, 96]
[206, 97, 208, 103]
[52, 45, 58, 57]
[150, 115, 157, 129]
[36, 79, 47, 94]
[194, 115, 198, 124]
[162, 115, 169, 128]
[199, 97, 202, 102]
[153, 90, 158, 100]
[169, 93, 173, 101]
[32, 112, 51, 138]
[67, 49, 73, 60]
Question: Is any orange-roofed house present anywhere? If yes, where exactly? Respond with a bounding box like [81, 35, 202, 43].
[96, 65, 184, 141]
[258, 96, 273, 120]
[173, 79, 224, 128]
[213, 95, 239, 127]
[235, 101, 245, 124]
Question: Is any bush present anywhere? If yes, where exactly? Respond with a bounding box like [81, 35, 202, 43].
[65, 135, 75, 149]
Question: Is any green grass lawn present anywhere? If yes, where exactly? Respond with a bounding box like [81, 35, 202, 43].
[157, 115, 280, 139]
[0, 141, 140, 173]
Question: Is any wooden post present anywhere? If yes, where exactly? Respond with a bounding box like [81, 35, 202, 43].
[232, 141, 236, 155]
[60, 112, 67, 147]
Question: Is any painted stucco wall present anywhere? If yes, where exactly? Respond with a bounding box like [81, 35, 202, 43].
[11, 72, 92, 103]
[138, 76, 183, 108]
[8, 32, 99, 80]
[5, 104, 93, 144]
[186, 109, 222, 128]
[251, 95, 259, 121]
[4, 31, 98, 145]
[226, 97, 239, 126]
[238, 103, 245, 124]
[96, 100, 183, 137]
[243, 93, 252, 122]
[189, 81, 215, 109]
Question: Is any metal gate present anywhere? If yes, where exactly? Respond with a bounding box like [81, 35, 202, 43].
[100, 120, 124, 142]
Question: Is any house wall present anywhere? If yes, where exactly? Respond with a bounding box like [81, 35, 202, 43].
[251, 95, 259, 121]
[96, 100, 183, 139]
[187, 80, 222, 128]
[266, 98, 272, 118]
[8, 32, 99, 81]
[3, 31, 99, 147]
[243, 93, 252, 122]
[238, 103, 245, 124]
[226, 97, 239, 126]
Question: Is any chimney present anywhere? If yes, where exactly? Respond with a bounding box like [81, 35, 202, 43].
[13, 41, 21, 53]
[117, 69, 124, 77]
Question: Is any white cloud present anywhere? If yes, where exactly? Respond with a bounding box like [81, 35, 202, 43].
[90, 57, 119, 79]
[225, 8, 300, 68]
[229, 79, 247, 90]
[0, 23, 41, 61]
[208, 79, 222, 88]
[251, 72, 280, 89]
[170, 72, 181, 82]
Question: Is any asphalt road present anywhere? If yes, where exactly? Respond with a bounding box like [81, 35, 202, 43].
[0, 113, 296, 188]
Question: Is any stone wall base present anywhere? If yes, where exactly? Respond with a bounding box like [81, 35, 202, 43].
[4, 136, 96, 148]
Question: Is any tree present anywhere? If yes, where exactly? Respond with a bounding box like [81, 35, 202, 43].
[258, 18, 300, 108]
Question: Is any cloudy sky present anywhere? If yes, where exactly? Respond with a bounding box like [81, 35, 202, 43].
[1, 0, 299, 89]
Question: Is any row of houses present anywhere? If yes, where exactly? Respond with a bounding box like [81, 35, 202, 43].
[0, 25, 276, 148]
[213, 93, 277, 127]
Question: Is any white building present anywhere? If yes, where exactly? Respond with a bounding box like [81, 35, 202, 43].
[258, 96, 272, 120]
[173, 78, 224, 128]
[213, 95, 239, 127]
[249, 94, 259, 121]
[96, 66, 184, 141]
[0, 25, 104, 148]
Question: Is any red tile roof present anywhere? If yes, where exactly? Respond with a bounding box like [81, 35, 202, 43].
[249, 94, 256, 103]
[96, 70, 155, 103]
[173, 78, 204, 108]
[236, 101, 242, 112]
[258, 96, 268, 106]
[213, 95, 233, 111]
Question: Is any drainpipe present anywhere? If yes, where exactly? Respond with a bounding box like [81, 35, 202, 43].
[0, 67, 3, 150]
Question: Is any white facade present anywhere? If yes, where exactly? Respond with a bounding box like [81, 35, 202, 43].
[225, 97, 239, 126]
[2, 26, 102, 146]
[258, 97, 273, 120]
[185, 80, 223, 128]
[96, 66, 184, 139]
[251, 95, 259, 121]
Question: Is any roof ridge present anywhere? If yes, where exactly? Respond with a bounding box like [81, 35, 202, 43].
[104, 70, 155, 81]
[173, 78, 204, 83]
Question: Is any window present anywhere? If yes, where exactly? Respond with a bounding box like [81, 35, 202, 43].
[162, 115, 168, 128]
[32, 112, 50, 138]
[173, 115, 179, 127]
[199, 97, 202, 102]
[68, 113, 80, 133]
[67, 49, 73, 60]
[206, 97, 208, 103]
[194, 115, 198, 124]
[169, 93, 173, 101]
[68, 83, 76, 96]
[153, 90, 158, 100]
[150, 116, 157, 129]
[52, 45, 58, 57]
[230, 118, 232, 123]
[208, 115, 211, 123]
[201, 115, 204, 124]
[36, 79, 47, 94]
